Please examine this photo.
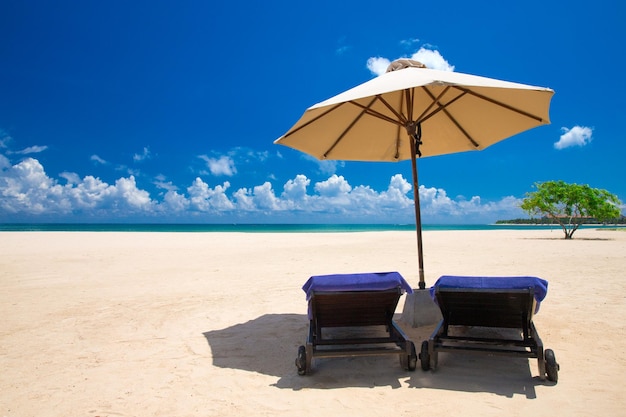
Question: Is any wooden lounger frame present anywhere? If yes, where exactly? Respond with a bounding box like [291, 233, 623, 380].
[425, 287, 551, 379]
[299, 288, 416, 375]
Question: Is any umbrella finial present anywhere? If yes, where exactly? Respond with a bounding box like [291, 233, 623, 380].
[386, 59, 427, 72]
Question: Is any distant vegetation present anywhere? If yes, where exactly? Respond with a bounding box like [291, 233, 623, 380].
[495, 216, 626, 225]
[518, 180, 622, 239]
[504, 180, 624, 239]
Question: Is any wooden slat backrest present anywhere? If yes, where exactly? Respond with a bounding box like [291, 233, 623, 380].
[311, 289, 401, 328]
[435, 287, 536, 329]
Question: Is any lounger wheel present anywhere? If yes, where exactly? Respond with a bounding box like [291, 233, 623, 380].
[544, 349, 559, 382]
[400, 342, 418, 371]
[419, 340, 431, 371]
[408, 342, 417, 371]
[296, 345, 307, 376]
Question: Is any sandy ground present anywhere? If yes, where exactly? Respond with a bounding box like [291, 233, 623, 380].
[1, 228, 625, 417]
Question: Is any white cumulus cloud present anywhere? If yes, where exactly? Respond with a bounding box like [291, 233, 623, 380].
[367, 46, 455, 76]
[133, 147, 151, 162]
[0, 157, 156, 218]
[554, 126, 593, 149]
[0, 154, 532, 223]
[251, 182, 280, 210]
[366, 57, 393, 76]
[314, 174, 352, 197]
[409, 48, 454, 72]
[199, 155, 237, 176]
[282, 174, 310, 202]
[187, 178, 234, 211]
[163, 190, 189, 212]
[91, 155, 107, 165]
[14, 145, 48, 155]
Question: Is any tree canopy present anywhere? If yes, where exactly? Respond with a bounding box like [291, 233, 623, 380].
[520, 180, 623, 239]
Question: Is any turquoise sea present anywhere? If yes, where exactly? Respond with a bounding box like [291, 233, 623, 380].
[0, 223, 622, 232]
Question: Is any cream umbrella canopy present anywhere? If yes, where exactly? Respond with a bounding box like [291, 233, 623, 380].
[275, 59, 554, 289]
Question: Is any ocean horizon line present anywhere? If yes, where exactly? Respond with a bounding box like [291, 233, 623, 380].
[1, 223, 622, 233]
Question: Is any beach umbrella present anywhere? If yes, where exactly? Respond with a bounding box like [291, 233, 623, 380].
[275, 59, 554, 289]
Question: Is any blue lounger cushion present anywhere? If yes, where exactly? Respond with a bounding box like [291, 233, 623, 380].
[430, 275, 548, 313]
[302, 271, 413, 301]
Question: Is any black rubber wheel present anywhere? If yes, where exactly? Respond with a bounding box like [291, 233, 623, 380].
[419, 340, 431, 371]
[295, 345, 307, 376]
[545, 349, 559, 382]
[407, 342, 417, 371]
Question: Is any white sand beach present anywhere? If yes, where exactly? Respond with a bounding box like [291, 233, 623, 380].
[1, 229, 625, 416]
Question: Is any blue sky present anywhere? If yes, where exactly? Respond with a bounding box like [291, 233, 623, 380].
[1, 0, 624, 224]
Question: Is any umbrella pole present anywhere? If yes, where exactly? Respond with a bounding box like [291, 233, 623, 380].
[409, 136, 426, 289]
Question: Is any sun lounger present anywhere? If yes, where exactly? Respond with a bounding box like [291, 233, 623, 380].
[420, 275, 559, 382]
[295, 272, 417, 375]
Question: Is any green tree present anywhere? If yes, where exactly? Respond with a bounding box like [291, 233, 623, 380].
[520, 180, 623, 239]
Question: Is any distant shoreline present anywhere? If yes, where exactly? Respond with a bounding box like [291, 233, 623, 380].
[1, 223, 624, 233]
[493, 222, 626, 227]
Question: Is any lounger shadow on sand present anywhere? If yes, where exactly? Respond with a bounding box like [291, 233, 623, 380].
[203, 313, 307, 378]
[201, 274, 556, 393]
[202, 312, 411, 390]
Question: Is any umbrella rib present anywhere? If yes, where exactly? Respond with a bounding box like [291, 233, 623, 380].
[415, 86, 454, 123]
[443, 110, 479, 148]
[417, 87, 467, 124]
[349, 96, 407, 126]
[376, 94, 409, 125]
[323, 96, 379, 158]
[353, 95, 409, 160]
[418, 88, 480, 148]
[282, 102, 347, 139]
[455, 86, 547, 122]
